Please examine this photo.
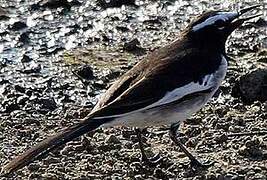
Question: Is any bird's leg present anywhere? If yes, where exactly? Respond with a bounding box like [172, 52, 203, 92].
[169, 123, 213, 168]
[135, 128, 161, 165]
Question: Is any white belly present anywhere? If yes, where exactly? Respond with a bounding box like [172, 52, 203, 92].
[101, 56, 228, 128]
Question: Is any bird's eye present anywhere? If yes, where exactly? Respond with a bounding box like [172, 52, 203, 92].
[214, 19, 226, 27]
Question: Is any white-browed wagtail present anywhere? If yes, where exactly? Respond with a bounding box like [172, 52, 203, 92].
[1, 5, 261, 175]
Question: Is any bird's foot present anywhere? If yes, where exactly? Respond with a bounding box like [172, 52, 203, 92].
[190, 159, 214, 169]
[141, 153, 162, 166]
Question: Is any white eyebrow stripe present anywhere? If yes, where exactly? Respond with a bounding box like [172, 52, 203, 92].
[192, 12, 238, 32]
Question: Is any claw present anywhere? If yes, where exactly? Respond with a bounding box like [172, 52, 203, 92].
[135, 128, 163, 166]
[141, 153, 162, 166]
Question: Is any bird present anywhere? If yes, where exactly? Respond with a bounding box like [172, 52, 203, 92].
[1, 5, 261, 175]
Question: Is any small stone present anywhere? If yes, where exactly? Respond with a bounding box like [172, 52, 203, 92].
[185, 137, 198, 147]
[20, 62, 42, 74]
[214, 134, 228, 143]
[154, 168, 166, 179]
[14, 85, 26, 93]
[0, 7, 8, 16]
[42, 173, 58, 179]
[238, 137, 263, 158]
[38, 97, 57, 111]
[43, 157, 60, 165]
[123, 38, 146, 55]
[122, 129, 135, 138]
[4, 102, 20, 113]
[105, 134, 121, 144]
[232, 69, 267, 104]
[97, 0, 136, 9]
[27, 163, 40, 171]
[19, 32, 30, 44]
[134, 174, 143, 180]
[17, 95, 29, 105]
[75, 65, 94, 80]
[21, 54, 32, 63]
[246, 169, 255, 176]
[10, 21, 27, 31]
[28, 173, 41, 179]
[253, 173, 266, 179]
[254, 166, 262, 173]
[33, 0, 81, 10]
[206, 173, 216, 180]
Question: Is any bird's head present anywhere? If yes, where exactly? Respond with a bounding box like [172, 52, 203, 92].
[184, 5, 261, 50]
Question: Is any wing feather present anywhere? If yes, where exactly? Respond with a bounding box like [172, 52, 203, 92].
[89, 40, 222, 118]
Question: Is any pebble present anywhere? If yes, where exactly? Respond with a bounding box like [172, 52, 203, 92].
[27, 163, 40, 171]
[43, 157, 61, 165]
[10, 21, 27, 31]
[105, 134, 121, 144]
[75, 64, 94, 80]
[17, 95, 29, 105]
[214, 134, 228, 144]
[38, 97, 57, 111]
[123, 38, 146, 55]
[20, 54, 32, 63]
[98, 0, 136, 9]
[232, 68, 267, 104]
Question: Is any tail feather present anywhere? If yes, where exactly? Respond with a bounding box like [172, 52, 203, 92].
[1, 117, 110, 176]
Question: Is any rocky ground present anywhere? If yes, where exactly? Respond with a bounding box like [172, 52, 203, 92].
[0, 0, 267, 179]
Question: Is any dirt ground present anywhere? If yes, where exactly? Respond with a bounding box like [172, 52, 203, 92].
[0, 0, 267, 179]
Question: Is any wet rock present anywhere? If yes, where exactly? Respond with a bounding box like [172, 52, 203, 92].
[97, 0, 136, 9]
[232, 69, 267, 104]
[10, 21, 27, 31]
[74, 65, 94, 80]
[123, 38, 146, 55]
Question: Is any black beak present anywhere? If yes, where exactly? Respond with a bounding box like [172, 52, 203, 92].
[230, 5, 261, 29]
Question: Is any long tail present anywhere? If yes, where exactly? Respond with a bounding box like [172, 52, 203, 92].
[1, 116, 111, 176]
